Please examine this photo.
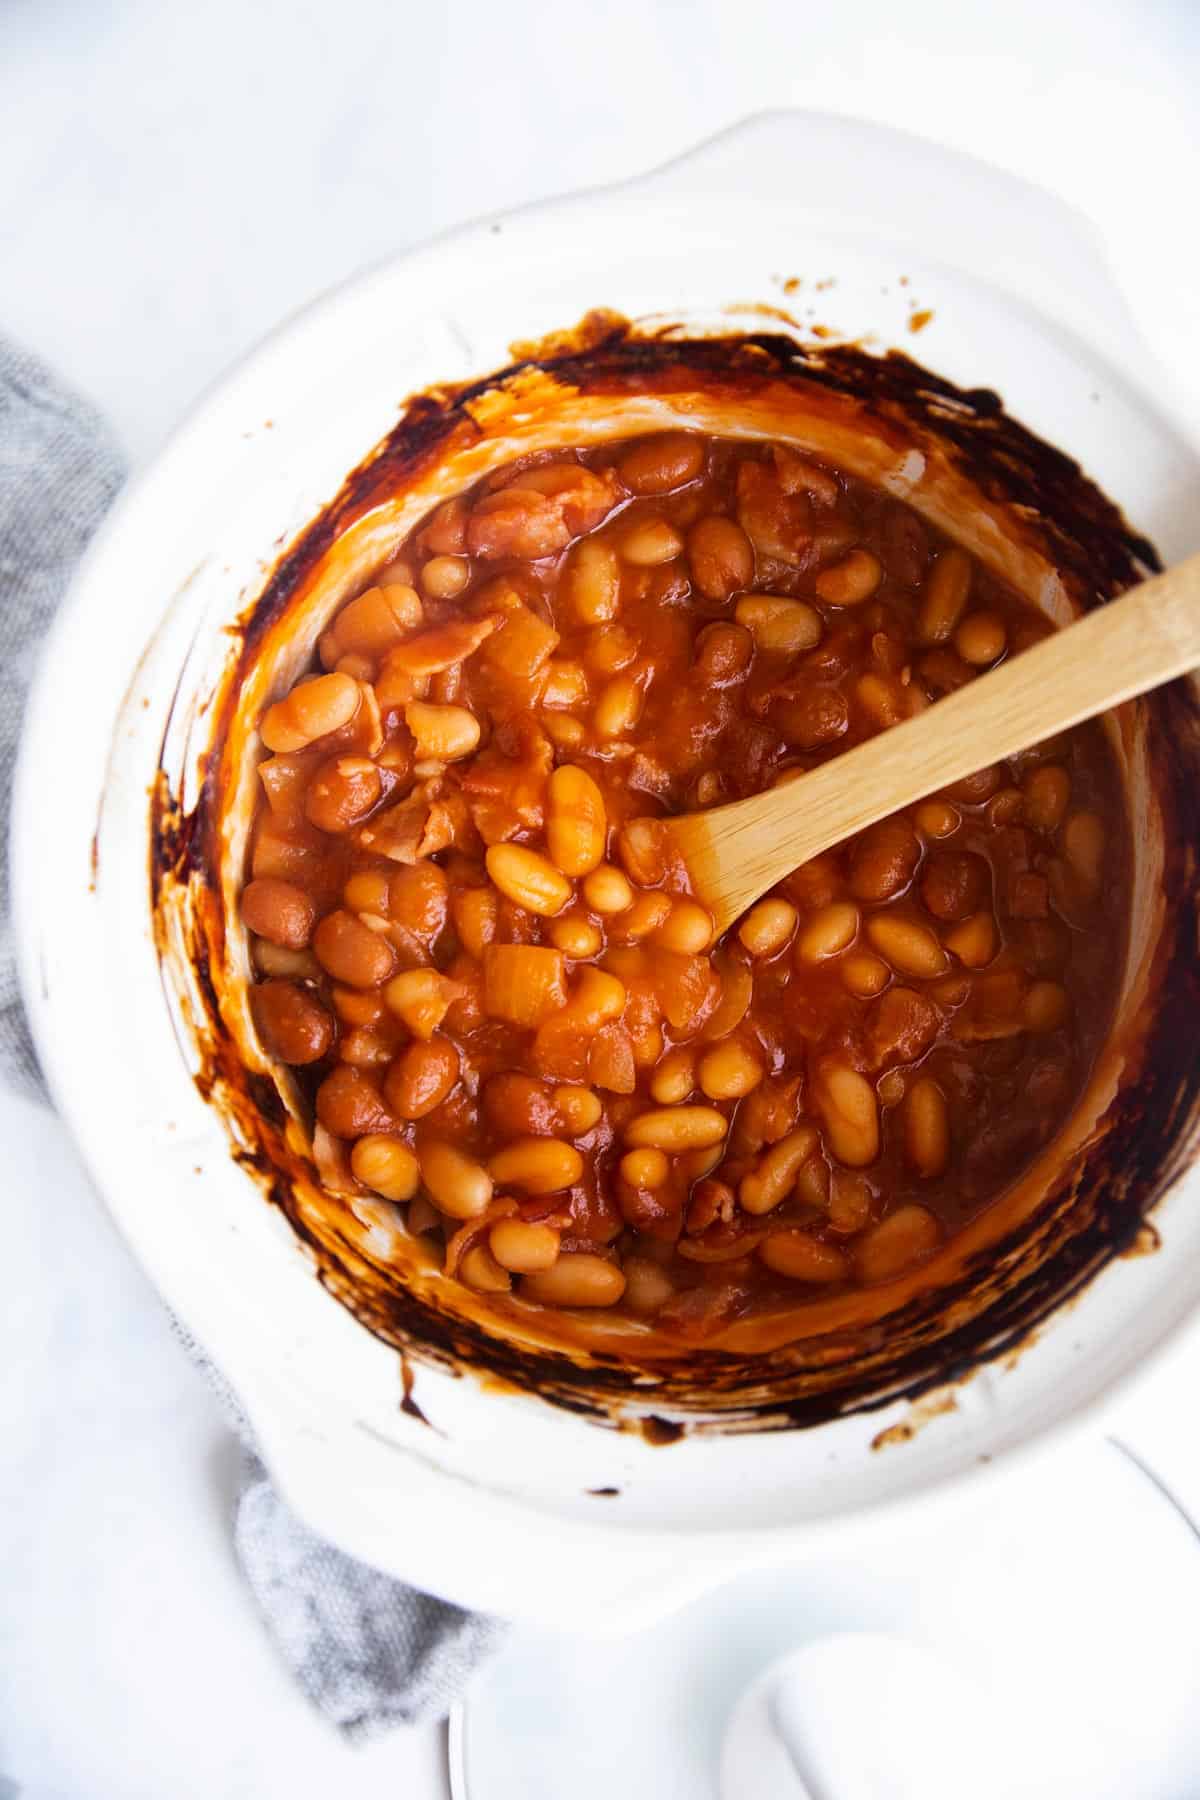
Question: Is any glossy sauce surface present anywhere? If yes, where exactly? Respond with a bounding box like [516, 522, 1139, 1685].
[241, 433, 1128, 1340]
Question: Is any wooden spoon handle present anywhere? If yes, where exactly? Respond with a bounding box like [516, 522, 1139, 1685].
[677, 553, 1200, 931]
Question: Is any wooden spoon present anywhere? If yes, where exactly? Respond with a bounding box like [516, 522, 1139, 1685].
[665, 554, 1200, 937]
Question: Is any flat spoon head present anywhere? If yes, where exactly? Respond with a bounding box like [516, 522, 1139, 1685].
[661, 554, 1200, 936]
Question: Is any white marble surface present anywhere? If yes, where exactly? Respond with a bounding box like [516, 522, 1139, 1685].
[1, 2, 1198, 1796]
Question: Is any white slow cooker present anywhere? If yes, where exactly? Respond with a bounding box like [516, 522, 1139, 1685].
[14, 112, 1200, 1629]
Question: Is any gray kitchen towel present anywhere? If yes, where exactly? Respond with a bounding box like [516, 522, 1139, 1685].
[0, 334, 504, 1738]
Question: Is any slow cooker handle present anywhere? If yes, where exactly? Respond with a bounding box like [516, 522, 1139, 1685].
[640, 110, 1139, 371]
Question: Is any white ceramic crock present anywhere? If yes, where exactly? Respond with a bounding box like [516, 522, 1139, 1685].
[14, 113, 1200, 1630]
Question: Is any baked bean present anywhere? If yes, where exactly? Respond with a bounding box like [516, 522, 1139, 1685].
[390, 862, 450, 936]
[315, 1065, 395, 1138]
[261, 672, 361, 753]
[420, 1140, 493, 1218]
[865, 914, 948, 980]
[694, 622, 754, 683]
[855, 672, 907, 729]
[521, 1255, 626, 1308]
[986, 788, 1025, 831]
[258, 812, 338, 887]
[618, 432, 705, 494]
[841, 951, 891, 997]
[304, 756, 383, 834]
[687, 514, 755, 600]
[929, 973, 983, 1016]
[739, 898, 798, 958]
[343, 870, 389, 918]
[914, 799, 961, 839]
[483, 1071, 560, 1137]
[827, 1170, 873, 1233]
[1024, 980, 1070, 1033]
[616, 818, 668, 886]
[622, 1256, 676, 1314]
[916, 547, 973, 644]
[593, 674, 644, 739]
[855, 1204, 942, 1282]
[943, 912, 998, 967]
[384, 1038, 460, 1119]
[547, 765, 607, 876]
[548, 911, 603, 958]
[583, 864, 633, 914]
[814, 549, 883, 606]
[351, 1134, 420, 1201]
[1023, 764, 1071, 833]
[252, 817, 325, 886]
[620, 1147, 670, 1188]
[320, 583, 421, 664]
[254, 941, 320, 981]
[654, 899, 714, 954]
[679, 1147, 728, 1190]
[740, 1125, 820, 1214]
[384, 969, 464, 1039]
[404, 702, 480, 762]
[625, 1106, 727, 1152]
[329, 976, 387, 1022]
[417, 553, 468, 599]
[772, 685, 849, 750]
[253, 979, 334, 1064]
[904, 1077, 949, 1178]
[543, 713, 586, 750]
[919, 850, 990, 922]
[698, 957, 753, 1043]
[460, 1244, 512, 1293]
[452, 886, 499, 960]
[650, 1047, 696, 1105]
[759, 1233, 849, 1282]
[614, 891, 673, 942]
[420, 498, 468, 555]
[585, 624, 639, 674]
[793, 1152, 831, 1212]
[796, 901, 859, 963]
[621, 517, 684, 566]
[247, 427, 1127, 1336]
[489, 1137, 584, 1193]
[698, 1039, 763, 1101]
[735, 595, 822, 656]
[814, 1063, 879, 1167]
[848, 819, 921, 903]
[556, 1085, 603, 1133]
[562, 539, 621, 624]
[486, 844, 573, 916]
[943, 763, 1003, 805]
[338, 1025, 394, 1067]
[242, 877, 316, 949]
[566, 967, 627, 1030]
[489, 1218, 561, 1273]
[313, 910, 396, 987]
[955, 610, 1007, 665]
